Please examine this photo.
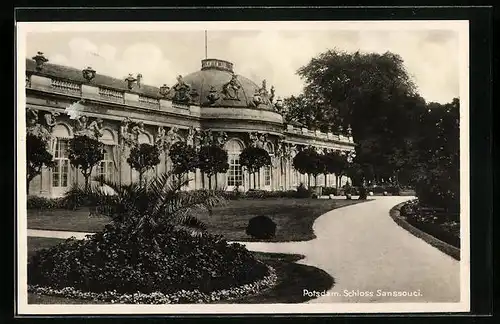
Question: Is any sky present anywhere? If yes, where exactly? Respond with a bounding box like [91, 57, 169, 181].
[25, 28, 461, 104]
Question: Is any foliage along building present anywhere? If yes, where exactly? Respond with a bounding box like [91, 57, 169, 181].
[25, 52, 356, 197]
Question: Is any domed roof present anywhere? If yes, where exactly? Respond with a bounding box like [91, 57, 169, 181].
[163, 59, 275, 111]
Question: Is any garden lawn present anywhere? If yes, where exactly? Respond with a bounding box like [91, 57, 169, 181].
[26, 238, 334, 304]
[27, 198, 362, 242]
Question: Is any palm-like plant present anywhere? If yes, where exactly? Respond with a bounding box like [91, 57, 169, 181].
[91, 171, 226, 246]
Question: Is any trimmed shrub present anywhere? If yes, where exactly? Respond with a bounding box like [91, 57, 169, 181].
[27, 196, 64, 210]
[246, 216, 277, 239]
[295, 183, 311, 198]
[28, 223, 269, 295]
[358, 186, 368, 200]
[60, 185, 94, 210]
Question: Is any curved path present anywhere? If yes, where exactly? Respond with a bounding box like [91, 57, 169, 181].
[27, 196, 460, 303]
[238, 196, 461, 303]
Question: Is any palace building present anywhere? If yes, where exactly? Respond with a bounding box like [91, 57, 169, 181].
[25, 52, 355, 197]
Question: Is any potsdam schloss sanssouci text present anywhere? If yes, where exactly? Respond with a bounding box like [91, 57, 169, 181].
[303, 289, 423, 298]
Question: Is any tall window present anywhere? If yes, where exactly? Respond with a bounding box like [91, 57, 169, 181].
[52, 139, 70, 188]
[264, 142, 274, 188]
[226, 139, 243, 187]
[97, 145, 115, 182]
[264, 166, 271, 186]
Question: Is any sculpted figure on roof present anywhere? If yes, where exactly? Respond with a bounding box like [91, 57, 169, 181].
[172, 75, 192, 104]
[222, 74, 241, 100]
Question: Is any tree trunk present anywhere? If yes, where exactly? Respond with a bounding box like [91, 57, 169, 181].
[258, 170, 261, 189]
[84, 172, 90, 192]
[139, 171, 143, 189]
[215, 173, 218, 189]
[253, 172, 256, 189]
[208, 175, 212, 190]
[26, 178, 30, 195]
[307, 174, 311, 188]
[324, 173, 328, 187]
[201, 172, 205, 189]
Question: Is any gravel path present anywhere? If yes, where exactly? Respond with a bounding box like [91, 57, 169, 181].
[239, 196, 460, 303]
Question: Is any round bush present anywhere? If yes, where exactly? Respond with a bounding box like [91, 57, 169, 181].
[28, 223, 269, 295]
[246, 216, 277, 239]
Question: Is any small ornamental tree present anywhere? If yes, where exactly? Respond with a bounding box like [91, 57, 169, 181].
[292, 147, 322, 188]
[68, 135, 104, 191]
[127, 143, 161, 188]
[198, 145, 229, 189]
[239, 146, 272, 189]
[26, 133, 56, 194]
[168, 141, 199, 183]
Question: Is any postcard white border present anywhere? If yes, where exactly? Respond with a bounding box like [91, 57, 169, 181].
[15, 20, 470, 315]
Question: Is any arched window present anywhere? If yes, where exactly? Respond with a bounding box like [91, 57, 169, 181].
[51, 124, 72, 190]
[138, 132, 152, 145]
[226, 139, 244, 187]
[263, 142, 274, 187]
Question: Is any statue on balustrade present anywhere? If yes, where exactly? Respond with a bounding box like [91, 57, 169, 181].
[172, 75, 192, 104]
[269, 86, 275, 103]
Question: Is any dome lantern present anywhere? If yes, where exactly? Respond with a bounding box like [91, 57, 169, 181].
[201, 58, 234, 73]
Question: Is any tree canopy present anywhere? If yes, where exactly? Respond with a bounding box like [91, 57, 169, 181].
[127, 143, 161, 187]
[198, 145, 229, 189]
[68, 135, 104, 190]
[288, 49, 426, 183]
[168, 141, 199, 176]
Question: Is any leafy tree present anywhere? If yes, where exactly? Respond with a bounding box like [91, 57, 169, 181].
[295, 49, 421, 180]
[239, 146, 272, 189]
[127, 143, 161, 188]
[168, 141, 199, 183]
[26, 133, 55, 194]
[292, 147, 323, 188]
[198, 145, 229, 189]
[411, 98, 460, 212]
[68, 135, 104, 191]
[318, 150, 349, 188]
[283, 95, 315, 129]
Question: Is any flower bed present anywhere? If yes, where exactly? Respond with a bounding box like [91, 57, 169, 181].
[28, 223, 273, 301]
[28, 264, 277, 304]
[399, 199, 460, 248]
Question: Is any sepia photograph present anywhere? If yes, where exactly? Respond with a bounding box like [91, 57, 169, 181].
[16, 20, 470, 315]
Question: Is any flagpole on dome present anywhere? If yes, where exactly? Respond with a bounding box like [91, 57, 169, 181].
[205, 30, 208, 59]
